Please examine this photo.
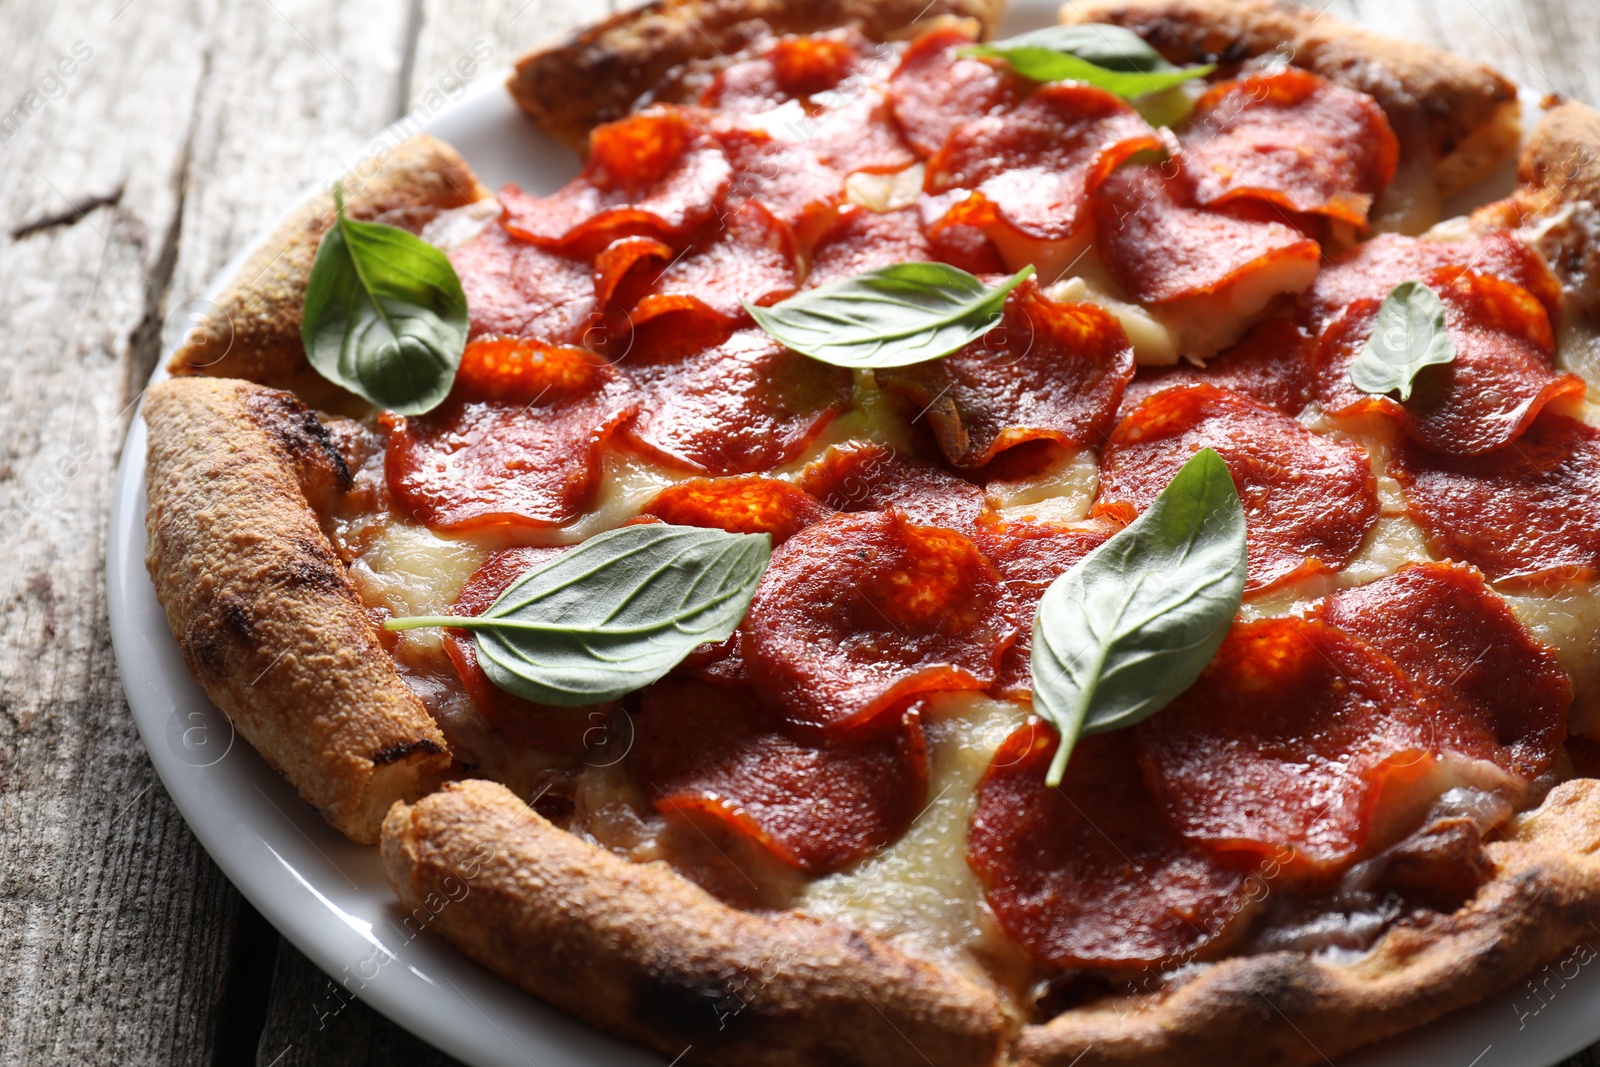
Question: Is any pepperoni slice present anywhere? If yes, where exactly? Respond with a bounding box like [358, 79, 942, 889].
[797, 441, 989, 534]
[502, 108, 731, 256]
[1392, 411, 1600, 588]
[642, 476, 833, 543]
[700, 32, 864, 113]
[1314, 270, 1583, 456]
[741, 510, 1019, 732]
[1135, 618, 1491, 866]
[1315, 563, 1571, 781]
[619, 328, 852, 475]
[597, 200, 798, 329]
[444, 546, 596, 753]
[805, 206, 931, 289]
[925, 84, 1164, 242]
[632, 675, 928, 873]
[877, 282, 1134, 467]
[1180, 68, 1398, 226]
[969, 725, 1250, 968]
[1095, 384, 1379, 593]
[716, 126, 852, 236]
[889, 24, 1021, 158]
[1093, 164, 1322, 305]
[1120, 317, 1314, 417]
[385, 349, 638, 529]
[1305, 230, 1562, 327]
[449, 222, 598, 346]
[970, 517, 1118, 698]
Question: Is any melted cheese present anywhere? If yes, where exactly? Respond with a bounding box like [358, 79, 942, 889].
[798, 693, 1027, 986]
[985, 445, 1098, 522]
[844, 165, 925, 214]
[1046, 271, 1179, 365]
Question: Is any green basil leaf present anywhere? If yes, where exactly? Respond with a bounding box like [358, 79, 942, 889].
[745, 263, 1035, 368]
[964, 24, 1212, 102]
[1348, 280, 1457, 402]
[300, 182, 469, 415]
[1031, 447, 1246, 786]
[385, 524, 772, 706]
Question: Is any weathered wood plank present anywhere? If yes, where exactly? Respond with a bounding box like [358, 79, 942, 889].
[0, 0, 417, 1062]
[0, 1, 236, 1063]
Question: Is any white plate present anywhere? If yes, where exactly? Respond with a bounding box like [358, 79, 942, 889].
[105, 3, 1600, 1064]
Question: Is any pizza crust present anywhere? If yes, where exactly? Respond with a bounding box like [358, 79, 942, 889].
[506, 0, 1007, 154]
[383, 775, 1600, 1067]
[1057, 0, 1521, 205]
[165, 135, 493, 413]
[143, 376, 452, 843]
[382, 778, 1013, 1067]
[1014, 779, 1600, 1066]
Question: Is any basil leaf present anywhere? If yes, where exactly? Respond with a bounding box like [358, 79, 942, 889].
[300, 182, 469, 415]
[385, 524, 772, 706]
[1348, 280, 1457, 402]
[1031, 447, 1246, 786]
[745, 263, 1034, 368]
[964, 24, 1212, 102]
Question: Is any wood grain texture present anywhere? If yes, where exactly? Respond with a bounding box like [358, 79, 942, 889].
[0, 0, 1597, 1065]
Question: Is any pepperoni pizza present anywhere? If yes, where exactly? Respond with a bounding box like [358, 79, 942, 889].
[142, 0, 1600, 1064]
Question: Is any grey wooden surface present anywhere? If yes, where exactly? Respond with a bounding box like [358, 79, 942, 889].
[1, 1, 1598, 1064]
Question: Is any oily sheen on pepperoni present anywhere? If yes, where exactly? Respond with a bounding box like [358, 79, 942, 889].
[1315, 562, 1571, 781]
[449, 222, 598, 346]
[925, 83, 1163, 242]
[1135, 618, 1494, 866]
[889, 24, 1021, 159]
[1315, 270, 1583, 456]
[1095, 384, 1379, 592]
[1180, 68, 1398, 226]
[1392, 411, 1600, 587]
[618, 327, 851, 475]
[971, 517, 1118, 698]
[501, 108, 731, 255]
[877, 282, 1134, 468]
[1121, 316, 1314, 416]
[741, 510, 1018, 732]
[969, 725, 1250, 968]
[631, 676, 928, 873]
[805, 206, 932, 289]
[445, 546, 596, 754]
[596, 199, 798, 328]
[797, 441, 990, 535]
[700, 31, 865, 114]
[1093, 164, 1322, 305]
[385, 348, 637, 529]
[1304, 230, 1562, 326]
[642, 476, 833, 543]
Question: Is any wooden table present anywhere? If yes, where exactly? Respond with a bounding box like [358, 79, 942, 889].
[3, 0, 1599, 1063]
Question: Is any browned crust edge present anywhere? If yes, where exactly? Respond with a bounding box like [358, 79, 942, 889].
[1519, 98, 1600, 208]
[143, 376, 451, 844]
[1057, 0, 1522, 202]
[381, 778, 1013, 1067]
[506, 0, 1008, 154]
[1014, 780, 1600, 1066]
[165, 135, 492, 412]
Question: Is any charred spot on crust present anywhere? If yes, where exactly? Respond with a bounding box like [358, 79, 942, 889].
[370, 738, 447, 766]
[631, 965, 770, 1043]
[245, 388, 354, 489]
[283, 537, 351, 594]
[178, 593, 255, 681]
[220, 593, 255, 642]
